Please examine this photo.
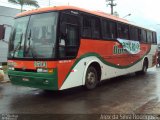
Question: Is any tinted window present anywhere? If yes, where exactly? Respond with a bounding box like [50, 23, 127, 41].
[65, 25, 79, 57]
[130, 26, 138, 41]
[141, 29, 147, 43]
[102, 19, 117, 39]
[152, 32, 157, 44]
[138, 29, 142, 41]
[109, 21, 117, 39]
[82, 15, 101, 39]
[59, 13, 80, 59]
[92, 17, 100, 39]
[82, 15, 92, 38]
[117, 23, 129, 39]
[147, 31, 152, 43]
[61, 13, 79, 25]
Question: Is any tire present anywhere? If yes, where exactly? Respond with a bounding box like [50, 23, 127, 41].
[85, 66, 98, 90]
[136, 60, 148, 75]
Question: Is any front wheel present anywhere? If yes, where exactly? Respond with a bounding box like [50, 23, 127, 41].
[85, 66, 98, 90]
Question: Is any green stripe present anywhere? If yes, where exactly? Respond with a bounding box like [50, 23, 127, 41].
[75, 47, 151, 69]
[62, 47, 151, 86]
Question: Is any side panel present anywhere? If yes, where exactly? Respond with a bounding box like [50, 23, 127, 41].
[59, 54, 143, 90]
[77, 40, 151, 67]
[60, 40, 157, 90]
[57, 60, 76, 89]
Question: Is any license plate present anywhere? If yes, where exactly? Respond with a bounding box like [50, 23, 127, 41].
[22, 78, 29, 81]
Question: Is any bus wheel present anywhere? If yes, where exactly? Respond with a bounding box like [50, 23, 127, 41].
[85, 66, 98, 90]
[141, 60, 148, 74]
[136, 60, 148, 75]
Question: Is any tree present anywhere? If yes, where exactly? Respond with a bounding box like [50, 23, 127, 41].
[8, 0, 39, 12]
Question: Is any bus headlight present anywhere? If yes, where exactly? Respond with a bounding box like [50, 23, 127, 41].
[8, 66, 15, 70]
[37, 68, 47, 73]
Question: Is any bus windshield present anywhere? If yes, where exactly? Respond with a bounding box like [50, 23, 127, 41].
[8, 12, 58, 59]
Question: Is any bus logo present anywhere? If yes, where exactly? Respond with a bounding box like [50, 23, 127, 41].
[117, 38, 140, 54]
[113, 45, 127, 54]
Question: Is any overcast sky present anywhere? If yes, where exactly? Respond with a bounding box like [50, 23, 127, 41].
[1, 0, 160, 36]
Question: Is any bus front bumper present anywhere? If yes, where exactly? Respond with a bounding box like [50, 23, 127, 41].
[8, 69, 58, 90]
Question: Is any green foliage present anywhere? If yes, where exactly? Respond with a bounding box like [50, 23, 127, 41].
[8, 0, 39, 12]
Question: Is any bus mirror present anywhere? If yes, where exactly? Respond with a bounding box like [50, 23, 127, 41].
[59, 39, 65, 47]
[0, 25, 5, 40]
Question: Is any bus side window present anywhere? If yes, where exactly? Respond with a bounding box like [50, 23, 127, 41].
[59, 12, 80, 59]
[102, 19, 116, 39]
[82, 15, 101, 39]
[102, 19, 110, 39]
[91, 17, 100, 39]
[155, 32, 157, 44]
[110, 21, 116, 39]
[141, 29, 147, 43]
[117, 23, 121, 38]
[138, 29, 142, 42]
[117, 23, 129, 40]
[124, 24, 129, 39]
[134, 27, 138, 41]
[129, 26, 138, 41]
[92, 18, 100, 39]
[65, 25, 79, 57]
[152, 32, 157, 44]
[147, 31, 152, 43]
[82, 15, 92, 38]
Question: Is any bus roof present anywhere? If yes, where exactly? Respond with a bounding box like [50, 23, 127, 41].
[16, 6, 155, 32]
[16, 6, 128, 23]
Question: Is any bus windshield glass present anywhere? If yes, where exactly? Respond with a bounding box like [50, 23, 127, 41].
[8, 12, 58, 59]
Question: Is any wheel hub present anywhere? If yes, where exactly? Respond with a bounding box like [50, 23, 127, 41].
[87, 72, 96, 85]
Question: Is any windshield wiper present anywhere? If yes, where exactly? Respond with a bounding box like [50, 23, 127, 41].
[25, 29, 36, 58]
[12, 33, 23, 58]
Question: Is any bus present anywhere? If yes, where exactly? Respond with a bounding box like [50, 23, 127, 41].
[7, 6, 157, 90]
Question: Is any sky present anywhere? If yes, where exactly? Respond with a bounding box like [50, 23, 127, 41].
[1, 0, 160, 39]
[1, 0, 160, 26]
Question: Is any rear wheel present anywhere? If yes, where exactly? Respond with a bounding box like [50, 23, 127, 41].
[136, 60, 148, 75]
[85, 66, 98, 90]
